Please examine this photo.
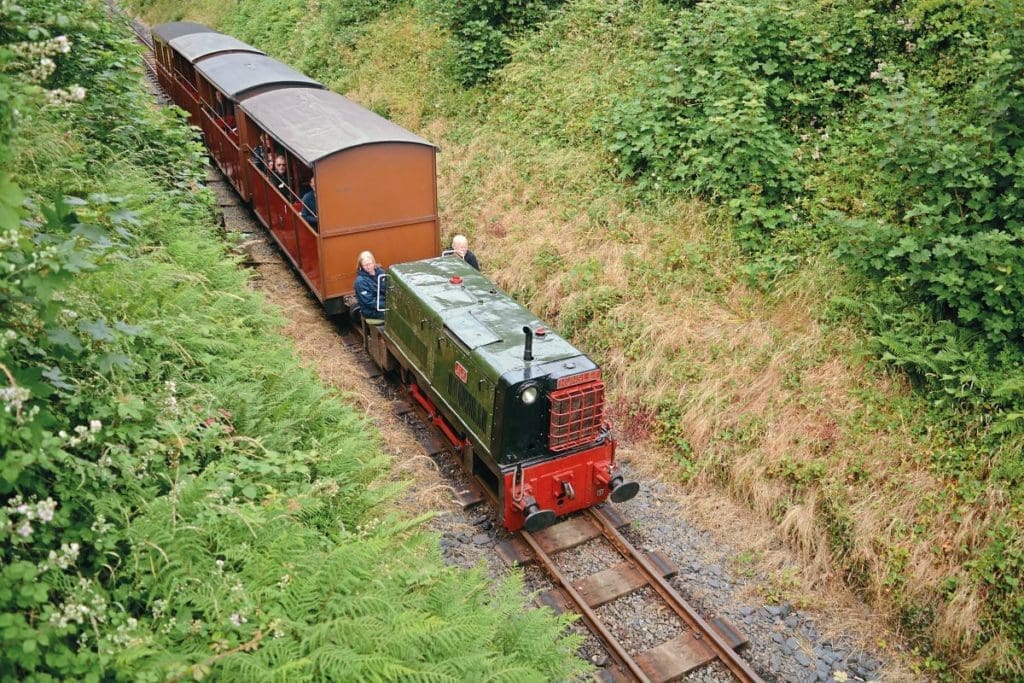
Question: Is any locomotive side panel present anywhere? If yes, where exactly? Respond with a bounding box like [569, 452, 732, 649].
[432, 325, 496, 453]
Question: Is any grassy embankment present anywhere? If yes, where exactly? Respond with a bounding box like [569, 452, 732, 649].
[133, 0, 1024, 679]
[1, 1, 585, 680]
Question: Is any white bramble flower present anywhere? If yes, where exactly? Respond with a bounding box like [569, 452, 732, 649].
[1, 386, 31, 414]
[16, 521, 32, 537]
[229, 612, 247, 627]
[47, 542, 81, 569]
[36, 498, 57, 522]
[55, 36, 71, 53]
[91, 515, 114, 534]
[90, 419, 102, 432]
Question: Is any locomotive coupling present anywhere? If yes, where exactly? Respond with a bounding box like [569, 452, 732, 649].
[609, 476, 640, 504]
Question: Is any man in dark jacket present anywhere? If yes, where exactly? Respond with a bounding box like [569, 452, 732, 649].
[452, 234, 480, 271]
[300, 176, 318, 229]
[355, 250, 386, 320]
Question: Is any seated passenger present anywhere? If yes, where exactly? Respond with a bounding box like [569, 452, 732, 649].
[300, 176, 318, 229]
[355, 250, 386, 321]
[272, 155, 289, 195]
[451, 234, 480, 271]
[252, 133, 273, 172]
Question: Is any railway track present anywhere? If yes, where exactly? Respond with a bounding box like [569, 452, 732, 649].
[113, 3, 166, 102]
[497, 506, 762, 683]
[124, 16, 765, 682]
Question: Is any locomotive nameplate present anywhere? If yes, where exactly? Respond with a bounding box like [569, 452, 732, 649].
[454, 361, 468, 384]
[556, 369, 600, 389]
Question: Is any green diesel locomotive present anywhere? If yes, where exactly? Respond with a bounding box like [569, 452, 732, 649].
[364, 256, 638, 531]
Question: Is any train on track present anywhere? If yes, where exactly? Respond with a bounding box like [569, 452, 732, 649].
[149, 21, 639, 531]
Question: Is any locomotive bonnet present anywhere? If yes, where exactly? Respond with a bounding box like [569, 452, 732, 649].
[382, 257, 639, 531]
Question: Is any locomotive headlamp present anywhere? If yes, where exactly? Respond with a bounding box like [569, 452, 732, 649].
[520, 386, 539, 405]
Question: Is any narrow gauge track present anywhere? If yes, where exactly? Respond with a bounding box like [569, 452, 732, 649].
[125, 17, 764, 683]
[498, 507, 762, 683]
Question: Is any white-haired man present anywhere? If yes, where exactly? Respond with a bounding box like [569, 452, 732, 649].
[451, 234, 480, 271]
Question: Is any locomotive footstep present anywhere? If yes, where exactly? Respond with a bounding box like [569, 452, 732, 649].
[453, 481, 485, 509]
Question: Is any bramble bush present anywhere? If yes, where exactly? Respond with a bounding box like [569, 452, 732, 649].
[599, 0, 1024, 431]
[599, 0, 900, 244]
[418, 0, 566, 86]
[833, 42, 1024, 424]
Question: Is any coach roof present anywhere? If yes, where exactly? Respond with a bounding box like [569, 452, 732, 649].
[151, 22, 215, 43]
[239, 87, 437, 166]
[195, 53, 322, 99]
[167, 32, 263, 63]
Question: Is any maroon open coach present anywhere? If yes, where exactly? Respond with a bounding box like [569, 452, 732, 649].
[150, 24, 262, 127]
[236, 88, 440, 314]
[192, 53, 322, 197]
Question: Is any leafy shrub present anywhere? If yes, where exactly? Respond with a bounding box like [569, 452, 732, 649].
[833, 31, 1024, 425]
[419, 0, 566, 85]
[600, 0, 899, 242]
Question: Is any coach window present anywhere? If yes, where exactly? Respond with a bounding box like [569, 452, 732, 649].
[174, 55, 197, 93]
[212, 92, 236, 133]
[251, 129, 276, 175]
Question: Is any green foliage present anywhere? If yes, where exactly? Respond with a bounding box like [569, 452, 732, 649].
[419, 0, 566, 86]
[598, 0, 1024, 435]
[600, 0, 899, 242]
[831, 41, 1024, 423]
[973, 522, 1024, 656]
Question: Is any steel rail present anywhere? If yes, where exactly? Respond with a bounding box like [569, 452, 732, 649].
[519, 528, 651, 683]
[588, 508, 764, 683]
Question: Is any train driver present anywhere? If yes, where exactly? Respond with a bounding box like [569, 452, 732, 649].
[355, 250, 386, 322]
[451, 234, 480, 271]
[300, 176, 318, 229]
